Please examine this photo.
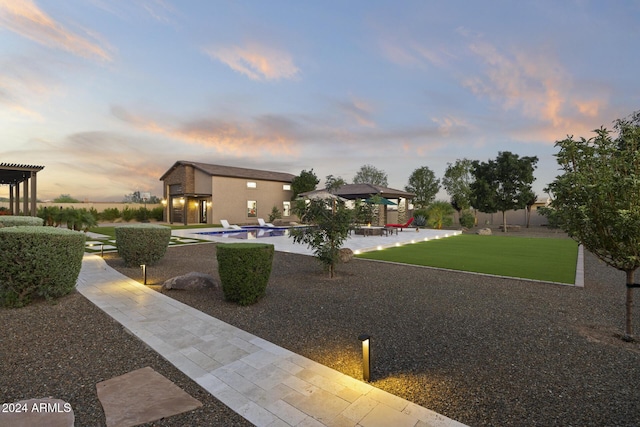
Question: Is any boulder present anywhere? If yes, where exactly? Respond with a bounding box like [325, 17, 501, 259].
[162, 272, 218, 291]
[338, 248, 354, 263]
[477, 227, 492, 236]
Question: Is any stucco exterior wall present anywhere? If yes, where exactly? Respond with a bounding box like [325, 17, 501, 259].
[210, 176, 294, 225]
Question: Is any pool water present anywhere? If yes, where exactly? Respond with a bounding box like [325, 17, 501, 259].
[197, 226, 290, 240]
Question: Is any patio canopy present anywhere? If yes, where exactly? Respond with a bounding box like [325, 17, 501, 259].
[299, 184, 415, 201]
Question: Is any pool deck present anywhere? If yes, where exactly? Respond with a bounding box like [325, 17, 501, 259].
[172, 227, 462, 256]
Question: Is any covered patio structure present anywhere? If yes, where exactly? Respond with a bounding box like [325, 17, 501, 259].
[0, 163, 45, 216]
[300, 183, 415, 225]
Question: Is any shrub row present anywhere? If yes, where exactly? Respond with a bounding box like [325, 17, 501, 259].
[0, 216, 44, 227]
[115, 224, 171, 267]
[0, 226, 85, 307]
[101, 206, 163, 222]
[217, 243, 274, 305]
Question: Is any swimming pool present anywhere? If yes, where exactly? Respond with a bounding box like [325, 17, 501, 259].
[197, 226, 290, 240]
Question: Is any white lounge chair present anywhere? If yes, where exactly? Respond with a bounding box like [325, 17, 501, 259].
[220, 219, 241, 230]
[258, 218, 275, 227]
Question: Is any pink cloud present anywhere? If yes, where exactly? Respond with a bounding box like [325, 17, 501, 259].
[0, 0, 113, 62]
[111, 106, 299, 156]
[204, 43, 299, 81]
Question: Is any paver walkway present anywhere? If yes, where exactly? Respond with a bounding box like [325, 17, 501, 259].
[77, 254, 467, 427]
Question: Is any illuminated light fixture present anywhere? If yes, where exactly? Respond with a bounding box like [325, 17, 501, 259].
[161, 199, 167, 206]
[354, 250, 361, 255]
[141, 264, 147, 285]
[411, 240, 415, 244]
[445, 233, 449, 237]
[179, 198, 185, 205]
[377, 245, 383, 250]
[395, 243, 400, 247]
[88, 242, 105, 257]
[358, 334, 371, 382]
[424, 237, 429, 241]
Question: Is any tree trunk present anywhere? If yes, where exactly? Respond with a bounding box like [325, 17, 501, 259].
[502, 210, 507, 232]
[625, 269, 635, 338]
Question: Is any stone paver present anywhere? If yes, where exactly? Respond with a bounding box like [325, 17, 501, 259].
[76, 254, 467, 427]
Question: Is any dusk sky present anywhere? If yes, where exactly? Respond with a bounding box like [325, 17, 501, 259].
[1, 1, 639, 202]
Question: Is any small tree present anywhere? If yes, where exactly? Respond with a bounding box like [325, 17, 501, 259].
[471, 151, 538, 232]
[353, 164, 388, 186]
[405, 166, 440, 208]
[546, 113, 640, 339]
[291, 197, 352, 278]
[291, 169, 319, 199]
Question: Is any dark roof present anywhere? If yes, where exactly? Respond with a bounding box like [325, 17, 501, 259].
[160, 161, 296, 183]
[0, 163, 45, 185]
[301, 183, 415, 200]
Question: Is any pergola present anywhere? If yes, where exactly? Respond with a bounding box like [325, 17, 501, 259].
[0, 163, 45, 216]
[299, 183, 416, 225]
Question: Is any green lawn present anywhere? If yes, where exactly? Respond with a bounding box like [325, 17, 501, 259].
[357, 234, 579, 284]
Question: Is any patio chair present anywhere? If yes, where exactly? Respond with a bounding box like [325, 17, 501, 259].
[258, 218, 275, 227]
[385, 217, 415, 231]
[220, 219, 242, 230]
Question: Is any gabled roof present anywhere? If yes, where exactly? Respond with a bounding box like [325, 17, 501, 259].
[0, 163, 45, 185]
[160, 161, 296, 183]
[300, 183, 415, 200]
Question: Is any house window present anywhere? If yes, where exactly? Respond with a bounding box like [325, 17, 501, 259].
[247, 200, 257, 217]
[283, 184, 291, 191]
[247, 181, 257, 188]
[283, 201, 291, 217]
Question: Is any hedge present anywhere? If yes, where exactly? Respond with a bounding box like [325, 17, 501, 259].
[216, 243, 274, 305]
[115, 224, 171, 267]
[0, 226, 85, 307]
[0, 216, 44, 227]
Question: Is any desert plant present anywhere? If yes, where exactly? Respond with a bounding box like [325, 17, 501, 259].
[150, 206, 164, 221]
[216, 243, 274, 305]
[115, 224, 171, 267]
[100, 207, 121, 221]
[0, 216, 44, 227]
[121, 206, 135, 222]
[268, 206, 282, 223]
[426, 201, 455, 229]
[0, 226, 85, 307]
[459, 210, 475, 228]
[413, 215, 427, 227]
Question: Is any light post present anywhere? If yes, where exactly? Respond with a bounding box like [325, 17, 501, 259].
[141, 264, 147, 285]
[358, 334, 371, 382]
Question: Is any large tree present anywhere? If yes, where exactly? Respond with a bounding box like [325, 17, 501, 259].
[291, 169, 319, 199]
[546, 113, 640, 338]
[470, 151, 538, 232]
[442, 158, 474, 212]
[405, 166, 440, 208]
[353, 164, 388, 186]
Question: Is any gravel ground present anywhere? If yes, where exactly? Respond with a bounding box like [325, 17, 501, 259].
[3, 227, 640, 426]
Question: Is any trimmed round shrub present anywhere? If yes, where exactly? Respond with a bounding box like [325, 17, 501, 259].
[0, 216, 44, 227]
[115, 224, 171, 267]
[217, 243, 274, 305]
[0, 226, 85, 307]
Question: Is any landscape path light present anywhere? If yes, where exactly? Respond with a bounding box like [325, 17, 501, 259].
[358, 334, 371, 382]
[141, 264, 147, 285]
